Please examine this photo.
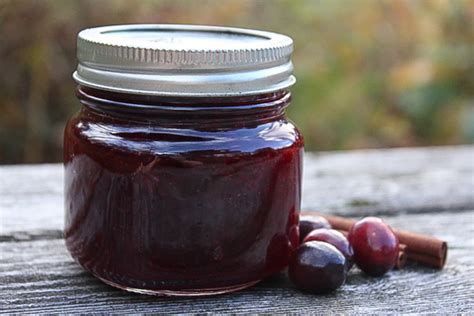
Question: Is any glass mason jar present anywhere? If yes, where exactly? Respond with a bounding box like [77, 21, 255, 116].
[64, 25, 303, 296]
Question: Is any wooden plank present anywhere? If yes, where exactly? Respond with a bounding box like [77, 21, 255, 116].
[1, 146, 473, 235]
[1, 210, 473, 313]
[302, 145, 474, 216]
[0, 163, 64, 234]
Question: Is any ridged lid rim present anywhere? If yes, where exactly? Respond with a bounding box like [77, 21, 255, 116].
[73, 24, 295, 96]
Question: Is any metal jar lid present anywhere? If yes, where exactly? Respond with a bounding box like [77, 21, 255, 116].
[73, 24, 295, 97]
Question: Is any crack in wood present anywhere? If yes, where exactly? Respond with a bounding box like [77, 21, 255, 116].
[0, 230, 63, 242]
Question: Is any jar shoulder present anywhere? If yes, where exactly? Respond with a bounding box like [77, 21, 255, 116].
[65, 111, 303, 157]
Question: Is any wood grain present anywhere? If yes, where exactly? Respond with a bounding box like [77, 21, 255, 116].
[301, 145, 474, 216]
[1, 146, 473, 313]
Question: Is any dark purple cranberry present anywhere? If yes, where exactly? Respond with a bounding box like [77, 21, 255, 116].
[348, 217, 399, 277]
[299, 215, 331, 243]
[288, 241, 346, 294]
[303, 228, 354, 270]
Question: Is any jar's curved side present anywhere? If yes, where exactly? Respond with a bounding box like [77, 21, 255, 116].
[64, 89, 304, 295]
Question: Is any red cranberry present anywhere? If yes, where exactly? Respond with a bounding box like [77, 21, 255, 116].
[288, 241, 346, 294]
[299, 215, 331, 243]
[348, 217, 399, 277]
[303, 228, 354, 270]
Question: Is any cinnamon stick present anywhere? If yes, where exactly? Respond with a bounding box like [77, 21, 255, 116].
[395, 229, 447, 260]
[302, 211, 448, 269]
[395, 250, 407, 270]
[405, 251, 446, 269]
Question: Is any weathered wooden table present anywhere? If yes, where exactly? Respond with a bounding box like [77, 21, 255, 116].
[1, 146, 473, 313]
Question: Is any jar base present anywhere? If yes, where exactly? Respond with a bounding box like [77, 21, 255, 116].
[97, 276, 261, 297]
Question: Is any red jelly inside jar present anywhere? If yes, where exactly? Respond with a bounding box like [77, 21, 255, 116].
[65, 24, 303, 296]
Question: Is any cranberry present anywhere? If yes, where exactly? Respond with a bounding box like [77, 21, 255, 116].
[348, 217, 399, 277]
[303, 228, 354, 270]
[299, 215, 331, 243]
[288, 241, 346, 294]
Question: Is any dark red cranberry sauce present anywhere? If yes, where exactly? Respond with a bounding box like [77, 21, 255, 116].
[64, 86, 303, 291]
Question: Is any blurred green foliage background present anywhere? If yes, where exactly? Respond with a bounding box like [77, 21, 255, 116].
[0, 0, 473, 164]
